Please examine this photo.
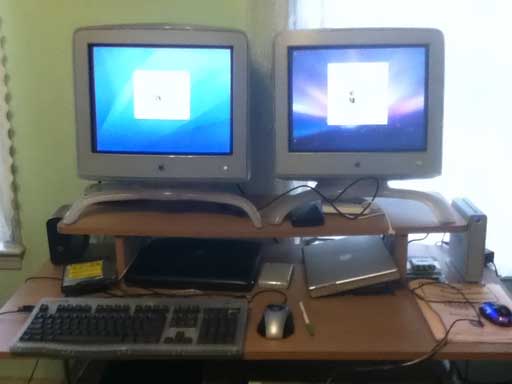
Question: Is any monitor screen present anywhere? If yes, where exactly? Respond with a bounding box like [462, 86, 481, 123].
[289, 45, 428, 153]
[74, 26, 248, 181]
[90, 45, 232, 155]
[274, 28, 444, 180]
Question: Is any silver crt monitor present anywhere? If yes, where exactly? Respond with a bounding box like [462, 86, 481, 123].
[274, 28, 444, 179]
[264, 28, 454, 225]
[74, 25, 249, 182]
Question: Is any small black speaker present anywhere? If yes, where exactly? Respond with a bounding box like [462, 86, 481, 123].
[46, 205, 89, 265]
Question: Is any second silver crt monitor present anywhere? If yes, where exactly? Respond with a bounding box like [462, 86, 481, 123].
[274, 28, 444, 180]
[74, 25, 249, 182]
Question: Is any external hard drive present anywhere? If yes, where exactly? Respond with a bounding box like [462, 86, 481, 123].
[258, 263, 294, 289]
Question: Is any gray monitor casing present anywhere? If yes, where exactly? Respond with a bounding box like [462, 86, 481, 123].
[274, 28, 445, 180]
[74, 25, 249, 182]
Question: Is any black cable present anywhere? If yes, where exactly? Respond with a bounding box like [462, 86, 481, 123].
[490, 261, 500, 279]
[259, 178, 380, 221]
[0, 305, 35, 316]
[347, 317, 480, 374]
[325, 318, 469, 381]
[435, 232, 449, 247]
[325, 317, 480, 381]
[236, 183, 246, 197]
[25, 276, 62, 283]
[103, 287, 248, 301]
[325, 282, 486, 378]
[0, 310, 25, 316]
[133, 287, 219, 299]
[332, 176, 380, 208]
[258, 184, 319, 211]
[63, 360, 72, 384]
[408, 233, 430, 244]
[103, 285, 288, 305]
[27, 359, 39, 384]
[410, 281, 484, 325]
[248, 289, 288, 305]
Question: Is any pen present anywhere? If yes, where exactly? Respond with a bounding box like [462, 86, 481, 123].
[299, 301, 315, 336]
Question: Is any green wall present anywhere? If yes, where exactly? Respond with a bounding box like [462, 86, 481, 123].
[0, 0, 249, 299]
[0, 0, 251, 379]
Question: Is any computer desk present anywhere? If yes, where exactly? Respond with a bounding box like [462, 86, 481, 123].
[1, 249, 512, 361]
[1, 199, 512, 362]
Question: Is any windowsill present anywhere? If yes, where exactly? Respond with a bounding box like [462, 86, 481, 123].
[0, 241, 24, 270]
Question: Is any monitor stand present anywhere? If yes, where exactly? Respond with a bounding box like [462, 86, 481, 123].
[62, 182, 262, 228]
[260, 179, 456, 226]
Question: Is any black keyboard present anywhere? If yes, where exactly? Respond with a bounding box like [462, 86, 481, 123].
[11, 298, 248, 358]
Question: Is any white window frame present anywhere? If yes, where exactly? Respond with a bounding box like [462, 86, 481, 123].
[0, 33, 24, 268]
[291, 0, 512, 277]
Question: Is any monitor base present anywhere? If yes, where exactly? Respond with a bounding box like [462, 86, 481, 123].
[261, 179, 456, 226]
[62, 183, 262, 228]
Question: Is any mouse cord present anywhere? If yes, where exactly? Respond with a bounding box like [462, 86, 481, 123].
[324, 317, 480, 383]
[325, 281, 486, 380]
[248, 289, 288, 305]
[410, 280, 484, 325]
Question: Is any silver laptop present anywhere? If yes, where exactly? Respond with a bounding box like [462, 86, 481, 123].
[303, 236, 400, 297]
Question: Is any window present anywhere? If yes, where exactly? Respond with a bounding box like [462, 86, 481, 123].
[292, 0, 512, 276]
[0, 34, 22, 262]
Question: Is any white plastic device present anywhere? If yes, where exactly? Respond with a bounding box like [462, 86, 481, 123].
[62, 183, 262, 228]
[449, 198, 487, 282]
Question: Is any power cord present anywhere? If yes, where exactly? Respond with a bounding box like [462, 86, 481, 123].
[27, 359, 39, 384]
[324, 317, 481, 382]
[25, 276, 63, 283]
[489, 261, 500, 279]
[102, 286, 288, 305]
[410, 281, 484, 325]
[63, 359, 72, 384]
[408, 233, 430, 244]
[0, 305, 35, 316]
[435, 232, 449, 247]
[106, 288, 247, 300]
[248, 289, 288, 305]
[324, 281, 485, 380]
[236, 183, 247, 197]
[259, 177, 380, 221]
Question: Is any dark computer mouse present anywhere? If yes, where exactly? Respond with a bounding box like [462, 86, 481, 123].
[498, 305, 512, 317]
[257, 304, 295, 339]
[479, 302, 512, 327]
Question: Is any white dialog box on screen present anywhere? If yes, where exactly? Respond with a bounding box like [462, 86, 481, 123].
[327, 62, 389, 126]
[133, 70, 191, 120]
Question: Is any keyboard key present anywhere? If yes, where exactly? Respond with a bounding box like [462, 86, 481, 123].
[12, 298, 247, 358]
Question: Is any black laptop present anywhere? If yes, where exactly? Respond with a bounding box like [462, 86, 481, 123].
[124, 238, 262, 292]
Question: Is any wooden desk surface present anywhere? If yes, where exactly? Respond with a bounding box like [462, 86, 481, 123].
[0, 263, 62, 358]
[1, 258, 511, 361]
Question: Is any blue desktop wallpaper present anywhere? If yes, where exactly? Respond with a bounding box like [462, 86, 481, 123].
[91, 45, 232, 154]
[290, 46, 428, 152]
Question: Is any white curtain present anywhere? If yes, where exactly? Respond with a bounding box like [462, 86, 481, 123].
[293, 0, 512, 276]
[0, 37, 14, 243]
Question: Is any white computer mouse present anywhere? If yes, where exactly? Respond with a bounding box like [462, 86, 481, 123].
[257, 304, 294, 339]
